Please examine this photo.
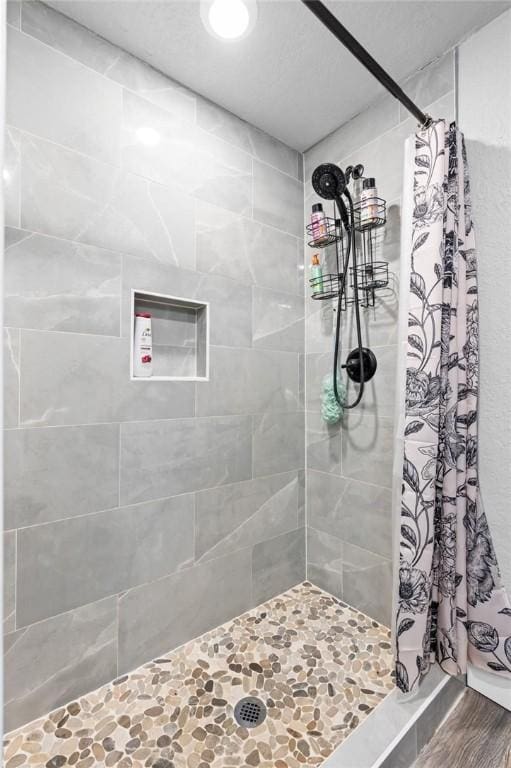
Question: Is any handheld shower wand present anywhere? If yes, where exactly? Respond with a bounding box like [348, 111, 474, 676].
[311, 163, 377, 409]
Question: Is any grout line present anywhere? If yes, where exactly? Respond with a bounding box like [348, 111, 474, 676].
[6, 468, 304, 533]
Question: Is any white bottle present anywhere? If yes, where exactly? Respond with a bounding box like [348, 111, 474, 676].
[133, 312, 153, 377]
[360, 177, 379, 226]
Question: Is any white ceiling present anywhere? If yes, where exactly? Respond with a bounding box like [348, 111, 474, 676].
[48, 0, 510, 151]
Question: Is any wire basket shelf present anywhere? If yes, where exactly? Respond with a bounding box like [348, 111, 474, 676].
[353, 197, 386, 231]
[305, 217, 342, 249]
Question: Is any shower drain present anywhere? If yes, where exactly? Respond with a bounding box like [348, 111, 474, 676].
[234, 696, 267, 728]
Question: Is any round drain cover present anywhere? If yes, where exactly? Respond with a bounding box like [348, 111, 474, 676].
[234, 696, 267, 728]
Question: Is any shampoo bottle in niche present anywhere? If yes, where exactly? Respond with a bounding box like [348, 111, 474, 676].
[133, 312, 153, 377]
[310, 254, 324, 295]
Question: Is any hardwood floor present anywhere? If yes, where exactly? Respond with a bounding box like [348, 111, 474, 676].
[414, 688, 511, 768]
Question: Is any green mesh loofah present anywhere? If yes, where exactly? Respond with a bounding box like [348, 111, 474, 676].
[321, 373, 346, 424]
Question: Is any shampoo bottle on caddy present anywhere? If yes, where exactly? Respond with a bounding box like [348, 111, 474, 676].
[133, 312, 153, 377]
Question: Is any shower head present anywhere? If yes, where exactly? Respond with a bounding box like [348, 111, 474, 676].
[312, 163, 347, 200]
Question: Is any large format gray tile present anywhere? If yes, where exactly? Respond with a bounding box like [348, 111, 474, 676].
[342, 542, 392, 626]
[341, 479, 393, 559]
[196, 96, 300, 178]
[4, 327, 20, 428]
[341, 413, 394, 489]
[196, 347, 300, 417]
[6, 1, 21, 28]
[121, 253, 251, 349]
[118, 548, 252, 673]
[5, 232, 121, 335]
[5, 424, 119, 529]
[4, 597, 117, 732]
[17, 494, 194, 627]
[253, 160, 303, 237]
[306, 469, 348, 537]
[307, 527, 343, 598]
[252, 411, 305, 477]
[7, 26, 122, 163]
[307, 469, 392, 559]
[196, 201, 302, 295]
[121, 90, 196, 190]
[4, 125, 20, 227]
[252, 286, 304, 352]
[20, 1, 196, 121]
[4, 531, 16, 634]
[19, 330, 195, 426]
[195, 471, 300, 563]
[305, 352, 333, 413]
[306, 411, 342, 475]
[304, 94, 399, 180]
[122, 91, 252, 216]
[20, 132, 194, 265]
[252, 528, 305, 605]
[120, 415, 252, 505]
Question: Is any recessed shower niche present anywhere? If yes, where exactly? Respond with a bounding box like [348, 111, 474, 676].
[130, 290, 209, 381]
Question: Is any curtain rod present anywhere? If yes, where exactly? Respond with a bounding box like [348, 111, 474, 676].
[301, 0, 433, 128]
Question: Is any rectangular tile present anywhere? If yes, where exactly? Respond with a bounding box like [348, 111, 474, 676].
[307, 469, 392, 559]
[253, 160, 303, 237]
[341, 413, 394, 489]
[7, 26, 122, 163]
[195, 471, 300, 563]
[306, 469, 348, 536]
[306, 411, 342, 475]
[4, 125, 20, 227]
[4, 327, 20, 428]
[196, 96, 300, 178]
[121, 90, 196, 189]
[342, 542, 392, 626]
[195, 201, 302, 295]
[20, 132, 194, 265]
[120, 415, 252, 505]
[118, 548, 252, 673]
[252, 411, 305, 477]
[252, 528, 305, 605]
[20, 1, 196, 121]
[307, 527, 343, 598]
[17, 494, 194, 626]
[4, 597, 117, 732]
[304, 94, 399, 179]
[6, 1, 21, 28]
[341, 479, 393, 559]
[252, 286, 304, 352]
[3, 531, 16, 634]
[5, 232, 121, 335]
[122, 253, 252, 348]
[196, 347, 300, 417]
[5, 423, 119, 529]
[19, 330, 195, 426]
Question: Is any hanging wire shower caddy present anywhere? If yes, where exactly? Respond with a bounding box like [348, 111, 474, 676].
[306, 194, 389, 308]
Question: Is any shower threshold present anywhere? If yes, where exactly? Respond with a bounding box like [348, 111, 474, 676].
[4, 583, 394, 768]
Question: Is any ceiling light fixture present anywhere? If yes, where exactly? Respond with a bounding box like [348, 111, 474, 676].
[201, 0, 257, 41]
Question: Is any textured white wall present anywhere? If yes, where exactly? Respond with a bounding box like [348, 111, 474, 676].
[458, 10, 511, 595]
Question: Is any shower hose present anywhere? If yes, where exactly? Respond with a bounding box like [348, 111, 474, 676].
[332, 189, 365, 409]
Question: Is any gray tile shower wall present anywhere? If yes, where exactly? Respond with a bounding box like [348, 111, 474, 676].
[303, 51, 456, 627]
[3, 1, 305, 732]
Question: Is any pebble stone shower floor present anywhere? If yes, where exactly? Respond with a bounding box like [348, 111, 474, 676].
[4, 583, 395, 768]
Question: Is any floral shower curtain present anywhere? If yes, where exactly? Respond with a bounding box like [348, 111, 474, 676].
[394, 119, 511, 693]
